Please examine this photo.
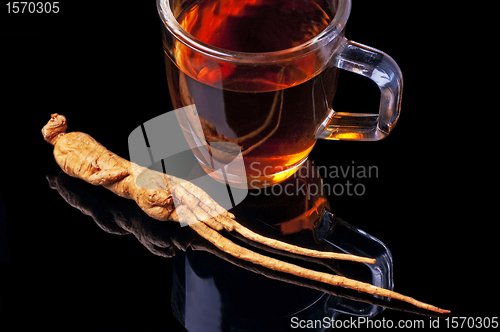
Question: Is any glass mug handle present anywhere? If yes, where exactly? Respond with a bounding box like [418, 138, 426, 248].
[316, 38, 403, 141]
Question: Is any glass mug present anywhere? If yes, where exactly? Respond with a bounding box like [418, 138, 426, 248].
[157, 0, 402, 189]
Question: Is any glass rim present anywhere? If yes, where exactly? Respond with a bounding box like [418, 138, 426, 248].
[157, 0, 351, 64]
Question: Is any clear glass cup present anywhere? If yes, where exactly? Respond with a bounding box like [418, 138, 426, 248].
[157, 0, 403, 189]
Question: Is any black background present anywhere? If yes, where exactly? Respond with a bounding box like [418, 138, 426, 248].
[0, 1, 493, 331]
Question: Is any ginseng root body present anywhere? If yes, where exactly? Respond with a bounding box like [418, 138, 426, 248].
[42, 114, 449, 314]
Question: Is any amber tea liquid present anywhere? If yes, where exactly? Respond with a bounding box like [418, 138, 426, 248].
[165, 0, 340, 182]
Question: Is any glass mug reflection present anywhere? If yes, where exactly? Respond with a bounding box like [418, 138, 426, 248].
[158, 0, 403, 188]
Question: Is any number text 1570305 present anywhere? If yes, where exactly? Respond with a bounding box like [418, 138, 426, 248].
[6, 2, 59, 14]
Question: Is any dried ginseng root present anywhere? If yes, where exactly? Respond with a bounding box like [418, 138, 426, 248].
[42, 114, 372, 263]
[42, 114, 449, 314]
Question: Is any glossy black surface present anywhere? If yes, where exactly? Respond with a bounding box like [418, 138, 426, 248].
[1, 2, 495, 331]
[35, 159, 397, 331]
